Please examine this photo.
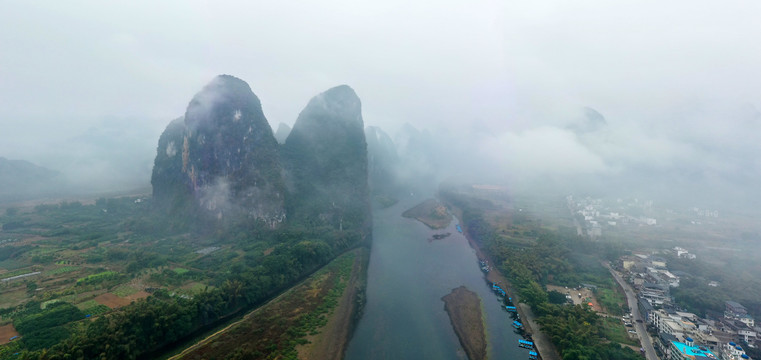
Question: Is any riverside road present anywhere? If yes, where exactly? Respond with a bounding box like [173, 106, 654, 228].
[606, 263, 660, 360]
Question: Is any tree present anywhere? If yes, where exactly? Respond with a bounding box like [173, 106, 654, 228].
[548, 290, 568, 305]
[26, 281, 37, 295]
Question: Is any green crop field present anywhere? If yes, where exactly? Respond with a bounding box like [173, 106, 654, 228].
[76, 271, 119, 285]
[81, 304, 110, 317]
[75, 299, 99, 310]
[112, 285, 139, 297]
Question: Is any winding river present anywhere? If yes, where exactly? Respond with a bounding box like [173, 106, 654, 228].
[345, 194, 524, 360]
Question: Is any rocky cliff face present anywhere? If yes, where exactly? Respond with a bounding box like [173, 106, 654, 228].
[151, 75, 285, 226]
[282, 85, 370, 232]
[152, 78, 371, 232]
[151, 117, 188, 208]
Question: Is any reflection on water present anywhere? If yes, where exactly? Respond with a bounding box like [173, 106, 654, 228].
[345, 196, 523, 360]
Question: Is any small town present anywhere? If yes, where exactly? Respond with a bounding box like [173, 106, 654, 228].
[612, 250, 756, 360]
[565, 194, 757, 360]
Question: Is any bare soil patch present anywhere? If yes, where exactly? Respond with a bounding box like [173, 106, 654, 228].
[0, 324, 20, 345]
[94, 293, 132, 309]
[442, 286, 486, 360]
[124, 290, 150, 302]
[547, 285, 602, 312]
[403, 199, 452, 229]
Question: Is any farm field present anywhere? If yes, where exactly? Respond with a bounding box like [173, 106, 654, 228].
[1, 197, 218, 324]
[0, 195, 364, 358]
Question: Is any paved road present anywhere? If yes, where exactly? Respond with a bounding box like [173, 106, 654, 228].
[606, 264, 660, 360]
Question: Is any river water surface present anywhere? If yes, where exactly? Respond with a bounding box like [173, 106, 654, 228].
[345, 195, 524, 360]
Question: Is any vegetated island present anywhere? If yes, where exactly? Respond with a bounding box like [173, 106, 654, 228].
[442, 286, 487, 360]
[402, 199, 451, 229]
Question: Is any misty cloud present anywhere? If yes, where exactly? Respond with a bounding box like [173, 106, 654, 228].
[479, 126, 608, 176]
[1, 1, 760, 209]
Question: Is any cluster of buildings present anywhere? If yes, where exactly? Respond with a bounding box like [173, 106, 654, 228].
[567, 195, 658, 239]
[692, 207, 720, 218]
[618, 253, 757, 360]
[621, 253, 680, 308]
[675, 247, 698, 260]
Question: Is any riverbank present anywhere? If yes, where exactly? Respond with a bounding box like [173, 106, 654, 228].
[296, 248, 366, 360]
[447, 204, 562, 360]
[402, 199, 452, 229]
[170, 249, 365, 360]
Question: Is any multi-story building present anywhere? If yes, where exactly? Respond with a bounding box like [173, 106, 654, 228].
[668, 338, 719, 360]
[719, 341, 753, 360]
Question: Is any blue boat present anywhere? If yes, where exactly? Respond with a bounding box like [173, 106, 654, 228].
[506, 305, 517, 312]
[513, 321, 523, 329]
[528, 350, 538, 359]
[518, 339, 534, 349]
[456, 224, 462, 233]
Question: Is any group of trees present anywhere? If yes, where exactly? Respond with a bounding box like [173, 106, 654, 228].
[668, 254, 761, 320]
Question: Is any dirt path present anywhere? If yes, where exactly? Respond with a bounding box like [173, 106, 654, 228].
[448, 205, 562, 360]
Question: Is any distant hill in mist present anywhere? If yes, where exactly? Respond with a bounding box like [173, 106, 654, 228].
[0, 157, 64, 202]
[274, 123, 291, 144]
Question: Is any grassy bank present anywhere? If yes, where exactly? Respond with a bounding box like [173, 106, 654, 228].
[174, 249, 365, 359]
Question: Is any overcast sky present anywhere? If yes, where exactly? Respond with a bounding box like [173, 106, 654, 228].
[2, 0, 760, 194]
